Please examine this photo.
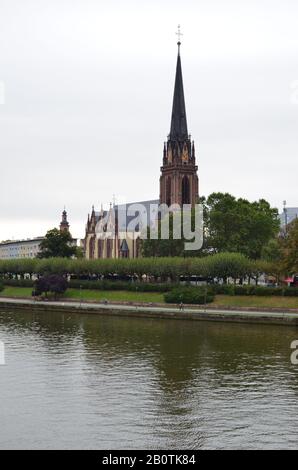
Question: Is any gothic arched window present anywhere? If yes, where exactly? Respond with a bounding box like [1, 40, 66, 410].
[107, 239, 113, 258]
[98, 239, 103, 258]
[89, 237, 95, 259]
[166, 177, 171, 207]
[182, 176, 190, 205]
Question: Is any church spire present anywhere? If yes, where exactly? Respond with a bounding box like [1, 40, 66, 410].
[160, 28, 199, 209]
[169, 27, 188, 141]
[60, 208, 70, 233]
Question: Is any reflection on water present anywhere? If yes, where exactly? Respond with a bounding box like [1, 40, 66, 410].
[0, 309, 298, 449]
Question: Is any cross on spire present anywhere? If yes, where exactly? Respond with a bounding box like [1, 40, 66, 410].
[169, 27, 188, 141]
[176, 24, 183, 46]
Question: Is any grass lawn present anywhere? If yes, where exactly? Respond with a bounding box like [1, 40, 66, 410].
[65, 288, 164, 303]
[211, 295, 298, 309]
[0, 287, 164, 303]
[0, 287, 33, 298]
[1, 287, 298, 309]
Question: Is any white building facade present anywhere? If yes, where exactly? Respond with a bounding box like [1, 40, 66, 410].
[0, 238, 44, 260]
[280, 207, 298, 227]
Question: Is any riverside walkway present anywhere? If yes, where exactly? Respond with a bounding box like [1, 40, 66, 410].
[1, 297, 298, 326]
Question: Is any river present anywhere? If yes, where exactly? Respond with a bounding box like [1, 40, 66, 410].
[0, 308, 298, 449]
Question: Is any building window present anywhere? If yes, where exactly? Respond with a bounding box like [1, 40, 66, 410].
[182, 175, 190, 205]
[166, 177, 171, 207]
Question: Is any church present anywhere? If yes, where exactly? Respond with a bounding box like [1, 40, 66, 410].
[84, 37, 199, 259]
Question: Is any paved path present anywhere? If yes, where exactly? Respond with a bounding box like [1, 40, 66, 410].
[1, 296, 298, 320]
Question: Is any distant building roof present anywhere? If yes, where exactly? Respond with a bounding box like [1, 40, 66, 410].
[89, 200, 160, 234]
[115, 199, 159, 231]
[0, 237, 44, 246]
[279, 207, 298, 226]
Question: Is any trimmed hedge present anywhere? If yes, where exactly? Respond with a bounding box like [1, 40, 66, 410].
[2, 278, 298, 297]
[211, 284, 298, 297]
[164, 287, 215, 305]
[68, 280, 177, 292]
[2, 279, 34, 288]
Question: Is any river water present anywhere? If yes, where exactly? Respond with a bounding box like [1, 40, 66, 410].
[0, 308, 298, 449]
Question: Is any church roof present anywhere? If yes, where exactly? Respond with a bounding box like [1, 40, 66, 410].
[169, 45, 188, 141]
[88, 200, 159, 234]
[115, 199, 159, 232]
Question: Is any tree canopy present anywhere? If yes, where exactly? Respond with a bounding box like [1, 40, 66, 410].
[141, 193, 280, 259]
[37, 228, 77, 259]
[281, 218, 298, 274]
[203, 193, 280, 259]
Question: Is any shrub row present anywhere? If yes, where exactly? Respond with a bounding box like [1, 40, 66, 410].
[164, 285, 298, 304]
[211, 284, 298, 297]
[2, 278, 175, 292]
[0, 253, 276, 282]
[3, 279, 34, 288]
[2, 278, 298, 297]
[164, 287, 215, 305]
[68, 280, 176, 292]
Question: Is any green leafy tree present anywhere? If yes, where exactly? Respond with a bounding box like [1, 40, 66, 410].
[141, 209, 201, 258]
[261, 238, 283, 263]
[205, 193, 280, 259]
[281, 219, 298, 273]
[37, 228, 77, 259]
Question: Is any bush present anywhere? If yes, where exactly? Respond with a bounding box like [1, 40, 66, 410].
[210, 285, 298, 297]
[283, 287, 298, 297]
[33, 275, 68, 298]
[164, 287, 214, 305]
[211, 284, 236, 296]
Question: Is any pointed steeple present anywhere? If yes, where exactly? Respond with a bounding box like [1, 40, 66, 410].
[169, 41, 188, 141]
[160, 28, 199, 209]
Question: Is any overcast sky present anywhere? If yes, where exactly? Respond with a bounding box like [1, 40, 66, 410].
[0, 0, 298, 241]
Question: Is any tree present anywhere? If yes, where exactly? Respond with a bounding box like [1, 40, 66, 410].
[141, 194, 280, 260]
[141, 209, 201, 257]
[37, 228, 77, 259]
[261, 238, 283, 263]
[281, 218, 298, 273]
[204, 193, 280, 259]
[141, 212, 183, 257]
[33, 274, 68, 298]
